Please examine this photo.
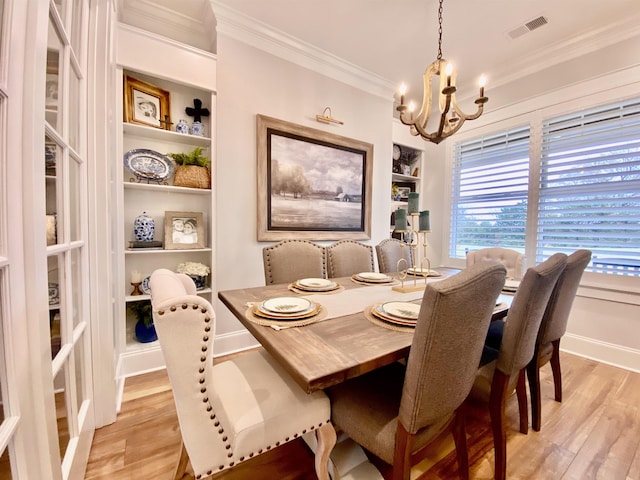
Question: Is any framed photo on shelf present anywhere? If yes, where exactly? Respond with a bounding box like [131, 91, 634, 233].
[256, 114, 373, 241]
[124, 75, 171, 129]
[395, 181, 416, 201]
[164, 211, 205, 249]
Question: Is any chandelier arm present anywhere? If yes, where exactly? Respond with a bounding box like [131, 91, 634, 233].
[451, 99, 485, 121]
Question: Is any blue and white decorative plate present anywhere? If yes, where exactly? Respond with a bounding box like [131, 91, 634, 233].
[123, 149, 174, 182]
[141, 276, 151, 295]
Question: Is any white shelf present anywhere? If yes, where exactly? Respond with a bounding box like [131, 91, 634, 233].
[125, 247, 212, 255]
[125, 288, 212, 302]
[123, 122, 211, 147]
[392, 173, 420, 182]
[123, 182, 211, 194]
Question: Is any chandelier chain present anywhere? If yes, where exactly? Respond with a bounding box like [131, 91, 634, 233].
[437, 0, 443, 60]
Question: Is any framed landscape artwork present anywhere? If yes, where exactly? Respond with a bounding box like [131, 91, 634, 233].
[256, 114, 373, 241]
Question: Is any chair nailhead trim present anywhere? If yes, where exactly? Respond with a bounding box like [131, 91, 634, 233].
[206, 406, 212, 412]
[192, 304, 198, 309]
[201, 346, 207, 352]
[202, 397, 208, 403]
[227, 453, 232, 458]
[200, 387, 206, 393]
[170, 306, 176, 312]
[182, 304, 188, 309]
[222, 435, 227, 441]
[158, 310, 164, 315]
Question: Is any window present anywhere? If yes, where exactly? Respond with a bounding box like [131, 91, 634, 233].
[449, 97, 640, 277]
[538, 99, 640, 276]
[450, 125, 530, 258]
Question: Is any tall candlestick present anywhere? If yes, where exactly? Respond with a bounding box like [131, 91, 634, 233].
[408, 192, 420, 214]
[419, 210, 430, 232]
[395, 208, 407, 231]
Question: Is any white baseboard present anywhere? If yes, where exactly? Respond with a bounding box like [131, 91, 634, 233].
[562, 333, 640, 373]
[213, 330, 259, 357]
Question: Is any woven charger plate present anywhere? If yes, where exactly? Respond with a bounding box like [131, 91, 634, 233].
[288, 284, 345, 295]
[244, 304, 327, 328]
[363, 305, 415, 333]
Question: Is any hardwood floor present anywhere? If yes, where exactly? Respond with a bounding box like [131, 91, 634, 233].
[85, 351, 640, 479]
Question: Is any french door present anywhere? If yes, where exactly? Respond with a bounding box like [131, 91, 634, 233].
[0, 0, 95, 478]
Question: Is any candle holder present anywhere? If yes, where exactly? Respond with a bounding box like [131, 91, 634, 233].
[392, 213, 432, 293]
[130, 282, 143, 296]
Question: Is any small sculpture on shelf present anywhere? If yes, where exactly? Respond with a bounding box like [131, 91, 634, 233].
[185, 98, 210, 137]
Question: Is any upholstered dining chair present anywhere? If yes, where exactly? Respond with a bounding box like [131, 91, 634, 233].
[527, 249, 591, 431]
[328, 261, 507, 480]
[326, 240, 375, 278]
[375, 238, 412, 274]
[149, 269, 337, 480]
[471, 252, 567, 480]
[466, 247, 524, 279]
[262, 239, 327, 285]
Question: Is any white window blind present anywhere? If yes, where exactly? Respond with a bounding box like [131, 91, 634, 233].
[450, 126, 530, 258]
[538, 99, 640, 276]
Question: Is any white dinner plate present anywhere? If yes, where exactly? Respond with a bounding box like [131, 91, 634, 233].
[357, 272, 388, 280]
[261, 297, 311, 314]
[407, 267, 443, 277]
[503, 279, 520, 291]
[381, 301, 420, 320]
[372, 305, 417, 326]
[297, 278, 337, 289]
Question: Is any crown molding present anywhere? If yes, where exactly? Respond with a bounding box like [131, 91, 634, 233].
[486, 12, 640, 92]
[210, 1, 396, 101]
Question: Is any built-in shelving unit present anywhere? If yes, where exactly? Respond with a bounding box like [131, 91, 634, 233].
[114, 26, 217, 380]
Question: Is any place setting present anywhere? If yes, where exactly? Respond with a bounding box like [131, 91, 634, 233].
[288, 277, 344, 295]
[406, 266, 443, 278]
[502, 279, 520, 294]
[351, 271, 398, 286]
[365, 301, 420, 332]
[245, 296, 326, 328]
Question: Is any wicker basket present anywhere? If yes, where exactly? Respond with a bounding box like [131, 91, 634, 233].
[173, 165, 211, 189]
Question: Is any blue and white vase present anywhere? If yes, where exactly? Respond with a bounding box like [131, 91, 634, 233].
[176, 119, 189, 134]
[134, 211, 155, 241]
[190, 120, 205, 137]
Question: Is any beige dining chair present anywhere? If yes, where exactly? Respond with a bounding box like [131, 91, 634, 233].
[149, 269, 337, 480]
[471, 252, 567, 480]
[466, 247, 524, 279]
[527, 249, 591, 431]
[328, 261, 507, 480]
[326, 240, 375, 278]
[262, 239, 327, 285]
[375, 238, 412, 274]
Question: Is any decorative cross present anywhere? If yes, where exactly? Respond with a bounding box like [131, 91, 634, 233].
[185, 98, 210, 123]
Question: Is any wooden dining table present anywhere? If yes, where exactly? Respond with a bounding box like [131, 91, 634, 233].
[218, 268, 513, 394]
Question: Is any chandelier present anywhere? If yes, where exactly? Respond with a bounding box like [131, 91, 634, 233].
[396, 0, 488, 144]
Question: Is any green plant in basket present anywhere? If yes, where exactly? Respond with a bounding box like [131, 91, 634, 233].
[166, 147, 210, 169]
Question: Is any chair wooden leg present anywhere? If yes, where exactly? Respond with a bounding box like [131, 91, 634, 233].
[173, 441, 190, 480]
[551, 339, 563, 402]
[515, 369, 528, 434]
[527, 352, 543, 432]
[451, 409, 470, 480]
[392, 422, 413, 480]
[315, 422, 338, 480]
[489, 371, 509, 480]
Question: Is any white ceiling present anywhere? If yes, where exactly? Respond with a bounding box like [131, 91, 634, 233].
[121, 0, 640, 103]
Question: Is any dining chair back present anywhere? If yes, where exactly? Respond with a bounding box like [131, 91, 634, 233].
[326, 240, 375, 278]
[262, 239, 327, 285]
[466, 247, 524, 279]
[328, 261, 507, 480]
[375, 238, 412, 274]
[472, 252, 567, 480]
[149, 268, 336, 480]
[527, 249, 591, 431]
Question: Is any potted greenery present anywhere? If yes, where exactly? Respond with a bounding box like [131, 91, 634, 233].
[127, 300, 157, 343]
[166, 147, 211, 189]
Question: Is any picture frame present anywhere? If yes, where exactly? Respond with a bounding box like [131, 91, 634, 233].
[395, 181, 416, 200]
[257, 114, 373, 241]
[124, 75, 171, 129]
[164, 211, 205, 250]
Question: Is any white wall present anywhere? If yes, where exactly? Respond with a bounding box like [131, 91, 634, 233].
[213, 35, 394, 342]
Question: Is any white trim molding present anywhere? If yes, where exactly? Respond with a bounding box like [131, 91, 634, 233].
[210, 1, 396, 100]
[562, 333, 640, 374]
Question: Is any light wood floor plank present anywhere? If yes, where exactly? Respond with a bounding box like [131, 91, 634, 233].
[86, 351, 640, 480]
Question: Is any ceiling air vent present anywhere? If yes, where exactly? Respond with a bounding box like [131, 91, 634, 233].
[508, 15, 548, 40]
